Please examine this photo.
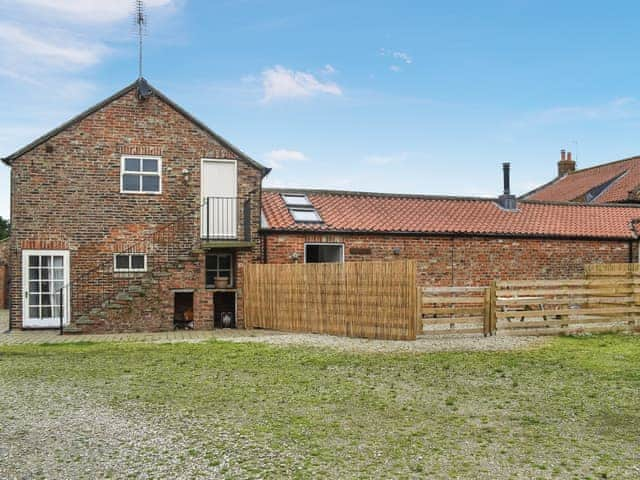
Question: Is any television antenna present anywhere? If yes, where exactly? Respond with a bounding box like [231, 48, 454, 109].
[134, 0, 146, 79]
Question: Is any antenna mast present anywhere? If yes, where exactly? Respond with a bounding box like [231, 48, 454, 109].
[135, 0, 146, 79]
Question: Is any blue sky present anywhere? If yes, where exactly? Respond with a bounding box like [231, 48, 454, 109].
[2, 1, 640, 219]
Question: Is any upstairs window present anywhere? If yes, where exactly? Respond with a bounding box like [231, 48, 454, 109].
[114, 253, 147, 272]
[121, 156, 162, 194]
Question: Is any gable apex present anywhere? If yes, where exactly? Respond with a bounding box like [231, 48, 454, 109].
[1, 78, 270, 175]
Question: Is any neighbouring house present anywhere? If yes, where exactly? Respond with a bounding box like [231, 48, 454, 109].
[0, 238, 8, 310]
[524, 150, 640, 204]
[4, 78, 640, 333]
[2, 78, 269, 333]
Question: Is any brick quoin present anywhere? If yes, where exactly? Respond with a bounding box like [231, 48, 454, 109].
[263, 233, 633, 287]
[8, 86, 264, 332]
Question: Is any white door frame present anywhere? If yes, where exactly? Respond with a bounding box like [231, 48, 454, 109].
[22, 249, 71, 328]
[200, 158, 238, 239]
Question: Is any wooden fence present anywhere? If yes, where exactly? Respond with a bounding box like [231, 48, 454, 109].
[244, 261, 418, 340]
[421, 286, 491, 336]
[419, 268, 640, 337]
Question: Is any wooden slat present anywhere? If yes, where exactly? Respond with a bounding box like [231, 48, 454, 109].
[500, 324, 636, 336]
[420, 328, 484, 336]
[423, 316, 484, 325]
[421, 286, 486, 293]
[498, 316, 636, 329]
[422, 306, 485, 315]
[496, 306, 640, 319]
[422, 296, 486, 304]
[496, 296, 634, 307]
[497, 287, 633, 297]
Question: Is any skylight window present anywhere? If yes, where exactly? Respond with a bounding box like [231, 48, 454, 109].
[281, 193, 322, 223]
[282, 194, 312, 206]
[290, 208, 322, 223]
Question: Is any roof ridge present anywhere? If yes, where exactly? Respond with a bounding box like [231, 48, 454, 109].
[1, 78, 270, 174]
[566, 154, 640, 175]
[264, 187, 640, 208]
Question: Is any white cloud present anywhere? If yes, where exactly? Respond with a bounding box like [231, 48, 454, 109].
[0, 23, 107, 69]
[264, 149, 309, 168]
[364, 152, 408, 165]
[321, 64, 336, 74]
[14, 0, 174, 23]
[392, 51, 412, 64]
[389, 65, 401, 73]
[261, 65, 342, 102]
[380, 49, 413, 64]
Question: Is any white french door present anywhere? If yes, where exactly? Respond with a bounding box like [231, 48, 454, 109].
[22, 250, 70, 328]
[201, 159, 237, 239]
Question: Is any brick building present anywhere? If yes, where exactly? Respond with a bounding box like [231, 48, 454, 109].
[4, 78, 640, 333]
[2, 79, 269, 332]
[261, 188, 640, 286]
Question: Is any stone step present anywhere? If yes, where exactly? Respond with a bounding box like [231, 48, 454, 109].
[62, 326, 82, 334]
[115, 293, 133, 302]
[107, 302, 124, 309]
[152, 271, 171, 278]
[127, 285, 144, 294]
[176, 255, 197, 262]
[76, 316, 94, 325]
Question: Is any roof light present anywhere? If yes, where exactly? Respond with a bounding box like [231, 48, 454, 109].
[290, 208, 322, 223]
[282, 194, 312, 206]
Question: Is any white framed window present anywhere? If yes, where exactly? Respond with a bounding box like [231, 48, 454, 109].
[290, 208, 322, 223]
[282, 193, 312, 206]
[304, 243, 344, 263]
[113, 253, 147, 272]
[120, 156, 162, 194]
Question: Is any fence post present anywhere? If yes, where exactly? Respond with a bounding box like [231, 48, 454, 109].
[489, 281, 497, 335]
[415, 286, 422, 338]
[483, 286, 490, 336]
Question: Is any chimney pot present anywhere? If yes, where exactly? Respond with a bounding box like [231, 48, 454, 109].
[557, 149, 576, 176]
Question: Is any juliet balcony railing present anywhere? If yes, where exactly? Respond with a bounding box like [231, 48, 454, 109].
[201, 196, 252, 241]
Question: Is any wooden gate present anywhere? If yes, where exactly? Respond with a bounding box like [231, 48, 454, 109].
[244, 261, 418, 340]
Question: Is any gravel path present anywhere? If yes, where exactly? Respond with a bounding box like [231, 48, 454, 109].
[222, 331, 550, 353]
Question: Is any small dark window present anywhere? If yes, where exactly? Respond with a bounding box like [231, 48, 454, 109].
[305, 244, 344, 263]
[114, 254, 147, 272]
[206, 253, 233, 287]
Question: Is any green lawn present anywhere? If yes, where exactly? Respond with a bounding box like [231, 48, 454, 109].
[0, 335, 639, 479]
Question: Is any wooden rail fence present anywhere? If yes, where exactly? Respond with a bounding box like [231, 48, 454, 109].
[419, 268, 640, 337]
[244, 261, 418, 340]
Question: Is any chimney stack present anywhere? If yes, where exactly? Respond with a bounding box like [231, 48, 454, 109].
[557, 149, 576, 176]
[498, 162, 517, 210]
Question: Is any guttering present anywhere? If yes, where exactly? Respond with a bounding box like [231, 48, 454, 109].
[259, 228, 634, 242]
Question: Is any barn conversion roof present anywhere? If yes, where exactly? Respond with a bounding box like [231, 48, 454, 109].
[262, 188, 640, 239]
[523, 155, 640, 204]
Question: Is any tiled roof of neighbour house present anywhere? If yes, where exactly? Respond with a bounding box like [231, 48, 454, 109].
[262, 188, 640, 239]
[1, 78, 271, 175]
[523, 155, 640, 204]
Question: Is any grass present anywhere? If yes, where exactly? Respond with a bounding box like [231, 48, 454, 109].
[1, 334, 639, 479]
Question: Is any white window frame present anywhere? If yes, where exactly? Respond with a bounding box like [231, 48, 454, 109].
[282, 193, 312, 207]
[22, 249, 71, 327]
[304, 243, 345, 263]
[113, 253, 148, 273]
[120, 155, 162, 194]
[290, 207, 322, 223]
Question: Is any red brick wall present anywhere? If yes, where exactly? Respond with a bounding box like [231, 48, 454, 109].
[9, 88, 263, 330]
[264, 233, 634, 286]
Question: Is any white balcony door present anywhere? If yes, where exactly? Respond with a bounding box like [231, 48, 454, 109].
[201, 159, 237, 239]
[22, 250, 70, 328]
